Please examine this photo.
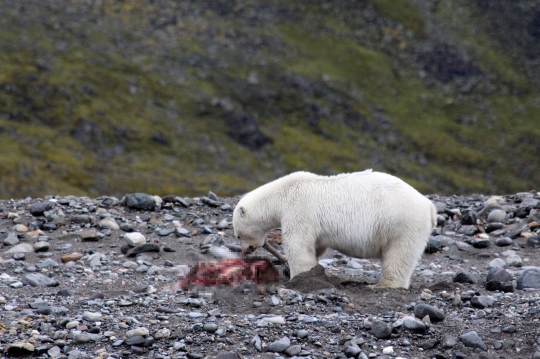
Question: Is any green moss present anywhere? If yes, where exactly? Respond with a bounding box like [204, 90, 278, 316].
[367, 0, 425, 37]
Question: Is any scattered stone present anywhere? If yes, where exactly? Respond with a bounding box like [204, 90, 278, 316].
[99, 217, 120, 230]
[516, 268, 540, 290]
[442, 334, 457, 348]
[7, 342, 35, 356]
[495, 237, 513, 246]
[471, 295, 494, 308]
[125, 232, 146, 246]
[21, 273, 59, 287]
[459, 331, 487, 351]
[123, 193, 156, 211]
[5, 243, 34, 253]
[267, 337, 290, 352]
[487, 210, 506, 223]
[414, 304, 445, 322]
[453, 271, 478, 284]
[370, 320, 392, 339]
[61, 252, 83, 263]
[488, 258, 506, 269]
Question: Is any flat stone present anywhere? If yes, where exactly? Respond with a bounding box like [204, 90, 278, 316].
[80, 230, 100, 241]
[61, 253, 83, 263]
[506, 254, 523, 267]
[5, 243, 34, 253]
[99, 217, 119, 230]
[30, 201, 53, 216]
[471, 237, 491, 248]
[21, 273, 59, 287]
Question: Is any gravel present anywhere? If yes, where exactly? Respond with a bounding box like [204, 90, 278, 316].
[1, 192, 540, 358]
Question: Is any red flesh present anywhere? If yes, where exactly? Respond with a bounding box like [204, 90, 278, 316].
[179, 258, 277, 290]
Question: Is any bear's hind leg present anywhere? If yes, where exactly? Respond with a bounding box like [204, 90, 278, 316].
[373, 241, 422, 289]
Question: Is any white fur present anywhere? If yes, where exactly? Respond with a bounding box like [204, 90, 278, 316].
[233, 170, 437, 289]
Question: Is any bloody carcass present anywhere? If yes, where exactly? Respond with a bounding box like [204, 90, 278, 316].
[179, 257, 279, 290]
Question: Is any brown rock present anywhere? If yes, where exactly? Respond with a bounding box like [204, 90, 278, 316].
[61, 253, 83, 263]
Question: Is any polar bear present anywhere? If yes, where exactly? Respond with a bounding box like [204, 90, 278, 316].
[233, 170, 437, 289]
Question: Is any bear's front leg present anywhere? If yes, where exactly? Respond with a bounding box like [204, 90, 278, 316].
[282, 233, 319, 279]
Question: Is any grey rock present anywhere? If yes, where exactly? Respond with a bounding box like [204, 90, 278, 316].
[7, 342, 35, 356]
[403, 318, 427, 332]
[30, 201, 53, 216]
[486, 267, 512, 283]
[34, 241, 50, 252]
[370, 320, 392, 339]
[425, 236, 444, 253]
[21, 273, 59, 287]
[486, 222, 505, 233]
[495, 237, 513, 246]
[471, 295, 494, 308]
[460, 210, 477, 225]
[3, 232, 19, 246]
[457, 225, 478, 236]
[487, 209, 506, 223]
[296, 330, 309, 339]
[250, 335, 262, 352]
[527, 235, 540, 248]
[414, 304, 445, 322]
[516, 268, 540, 289]
[453, 271, 478, 284]
[471, 237, 490, 248]
[203, 323, 218, 333]
[459, 331, 487, 351]
[267, 336, 290, 353]
[123, 193, 156, 211]
[5, 243, 34, 253]
[442, 334, 457, 348]
[502, 325, 516, 333]
[73, 334, 91, 344]
[284, 345, 302, 357]
[83, 311, 103, 322]
[455, 241, 473, 251]
[488, 258, 506, 269]
[344, 345, 362, 357]
[175, 227, 191, 238]
[207, 246, 238, 259]
[506, 254, 523, 267]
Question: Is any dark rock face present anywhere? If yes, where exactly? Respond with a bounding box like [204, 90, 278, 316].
[223, 112, 272, 150]
[418, 44, 483, 83]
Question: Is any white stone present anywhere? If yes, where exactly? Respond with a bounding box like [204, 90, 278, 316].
[124, 232, 146, 246]
[126, 327, 150, 338]
[99, 217, 120, 230]
[383, 346, 394, 354]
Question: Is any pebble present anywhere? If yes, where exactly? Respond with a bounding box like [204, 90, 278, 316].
[123, 193, 156, 210]
[471, 295, 494, 308]
[370, 320, 392, 339]
[488, 258, 506, 269]
[487, 209, 506, 223]
[495, 237, 513, 246]
[83, 311, 103, 322]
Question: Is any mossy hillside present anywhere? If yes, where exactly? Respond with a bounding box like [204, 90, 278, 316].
[0, 0, 539, 199]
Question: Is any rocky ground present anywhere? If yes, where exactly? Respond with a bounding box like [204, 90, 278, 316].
[1, 191, 540, 359]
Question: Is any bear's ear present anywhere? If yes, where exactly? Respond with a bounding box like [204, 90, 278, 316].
[239, 206, 246, 217]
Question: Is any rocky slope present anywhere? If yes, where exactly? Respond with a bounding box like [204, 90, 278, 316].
[1, 0, 540, 199]
[1, 191, 540, 358]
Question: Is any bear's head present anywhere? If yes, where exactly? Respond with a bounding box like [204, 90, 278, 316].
[233, 205, 266, 254]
